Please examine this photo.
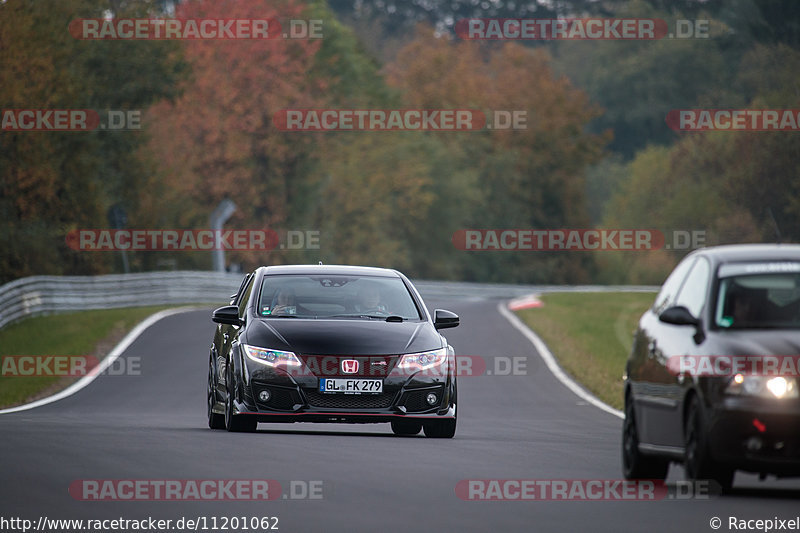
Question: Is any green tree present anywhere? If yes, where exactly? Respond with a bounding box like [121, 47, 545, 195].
[387, 29, 608, 282]
[0, 0, 184, 282]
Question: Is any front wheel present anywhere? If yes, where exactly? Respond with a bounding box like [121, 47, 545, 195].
[684, 395, 734, 492]
[207, 360, 225, 430]
[391, 419, 422, 436]
[423, 417, 456, 438]
[622, 398, 669, 479]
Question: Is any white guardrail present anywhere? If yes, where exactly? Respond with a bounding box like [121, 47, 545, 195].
[0, 271, 659, 330]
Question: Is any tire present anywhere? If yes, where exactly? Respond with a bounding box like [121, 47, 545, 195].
[622, 397, 669, 479]
[391, 419, 422, 436]
[423, 417, 456, 438]
[225, 363, 257, 433]
[684, 395, 734, 492]
[207, 360, 225, 430]
[423, 384, 457, 438]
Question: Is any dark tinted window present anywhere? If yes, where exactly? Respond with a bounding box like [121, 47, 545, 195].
[258, 274, 421, 320]
[715, 271, 800, 329]
[232, 273, 252, 305]
[674, 257, 710, 318]
[237, 275, 255, 318]
[653, 257, 696, 315]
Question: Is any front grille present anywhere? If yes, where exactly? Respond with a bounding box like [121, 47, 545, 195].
[401, 385, 444, 413]
[252, 383, 300, 411]
[304, 389, 396, 409]
[298, 355, 396, 378]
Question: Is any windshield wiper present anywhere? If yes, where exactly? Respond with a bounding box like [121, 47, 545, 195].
[327, 314, 385, 320]
[327, 314, 406, 322]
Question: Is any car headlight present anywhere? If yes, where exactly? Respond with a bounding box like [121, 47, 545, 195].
[726, 374, 799, 399]
[242, 344, 301, 367]
[397, 348, 448, 371]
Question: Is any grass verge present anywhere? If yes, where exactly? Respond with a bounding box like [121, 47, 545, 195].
[0, 305, 185, 409]
[514, 292, 656, 411]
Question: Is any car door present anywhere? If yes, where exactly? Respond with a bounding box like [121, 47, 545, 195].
[643, 256, 711, 448]
[629, 255, 695, 446]
[215, 273, 253, 398]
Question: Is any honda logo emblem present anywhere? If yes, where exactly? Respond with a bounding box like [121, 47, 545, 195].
[341, 359, 359, 374]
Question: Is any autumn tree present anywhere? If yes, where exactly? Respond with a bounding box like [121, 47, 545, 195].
[0, 0, 184, 282]
[386, 28, 608, 282]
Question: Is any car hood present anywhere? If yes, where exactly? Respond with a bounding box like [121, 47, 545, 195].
[711, 329, 800, 356]
[244, 318, 442, 355]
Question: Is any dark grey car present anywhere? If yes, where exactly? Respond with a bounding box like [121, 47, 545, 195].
[623, 244, 800, 491]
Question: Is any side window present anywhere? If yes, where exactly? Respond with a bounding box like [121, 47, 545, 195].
[232, 273, 252, 305]
[237, 276, 255, 318]
[653, 257, 696, 314]
[674, 257, 711, 318]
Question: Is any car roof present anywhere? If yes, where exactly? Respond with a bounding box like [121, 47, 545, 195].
[693, 243, 800, 261]
[691, 244, 800, 266]
[256, 264, 402, 278]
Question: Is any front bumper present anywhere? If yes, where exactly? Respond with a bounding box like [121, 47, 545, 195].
[708, 396, 800, 475]
[235, 355, 457, 424]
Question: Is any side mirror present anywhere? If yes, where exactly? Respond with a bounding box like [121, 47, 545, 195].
[659, 306, 700, 327]
[212, 305, 242, 326]
[434, 309, 459, 330]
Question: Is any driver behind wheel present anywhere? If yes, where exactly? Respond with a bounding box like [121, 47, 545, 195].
[355, 283, 388, 314]
[270, 288, 297, 315]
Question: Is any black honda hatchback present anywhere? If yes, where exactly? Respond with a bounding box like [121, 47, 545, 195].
[207, 264, 459, 437]
[623, 244, 800, 491]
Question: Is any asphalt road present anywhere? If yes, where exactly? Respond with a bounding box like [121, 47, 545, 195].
[2, 296, 799, 533]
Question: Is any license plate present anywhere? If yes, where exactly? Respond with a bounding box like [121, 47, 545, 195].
[319, 378, 383, 394]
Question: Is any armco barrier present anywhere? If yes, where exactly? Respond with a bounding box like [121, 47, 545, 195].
[0, 271, 658, 330]
[0, 272, 242, 329]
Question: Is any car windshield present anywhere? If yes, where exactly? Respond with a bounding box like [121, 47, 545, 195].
[258, 274, 422, 320]
[715, 269, 800, 329]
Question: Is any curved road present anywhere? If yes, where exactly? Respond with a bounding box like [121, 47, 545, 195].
[2, 296, 799, 533]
